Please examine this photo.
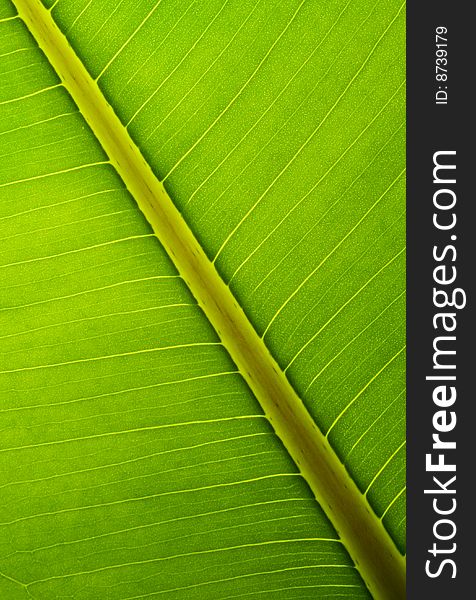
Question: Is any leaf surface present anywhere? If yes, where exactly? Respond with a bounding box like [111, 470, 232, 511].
[0, 1, 405, 598]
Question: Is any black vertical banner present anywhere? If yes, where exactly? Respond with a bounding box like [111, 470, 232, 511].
[407, 2, 474, 598]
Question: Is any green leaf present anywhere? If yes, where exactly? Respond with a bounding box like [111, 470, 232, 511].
[0, 1, 405, 599]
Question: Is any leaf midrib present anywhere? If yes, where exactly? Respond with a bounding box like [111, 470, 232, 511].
[12, 1, 405, 598]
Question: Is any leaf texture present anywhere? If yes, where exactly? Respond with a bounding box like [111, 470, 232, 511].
[0, 0, 405, 598]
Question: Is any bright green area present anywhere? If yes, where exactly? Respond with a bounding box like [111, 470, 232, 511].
[0, 0, 405, 598]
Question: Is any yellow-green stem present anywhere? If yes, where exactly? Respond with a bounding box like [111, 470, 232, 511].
[13, 1, 406, 598]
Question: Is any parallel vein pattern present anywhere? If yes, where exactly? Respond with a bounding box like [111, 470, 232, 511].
[1, 0, 405, 598]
